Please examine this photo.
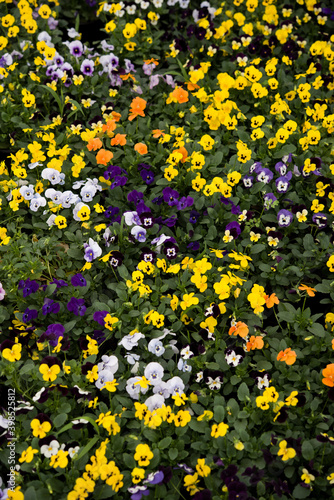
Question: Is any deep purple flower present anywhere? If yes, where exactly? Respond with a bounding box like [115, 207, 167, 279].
[128, 190, 144, 204]
[152, 196, 164, 205]
[22, 308, 38, 323]
[140, 248, 156, 263]
[163, 241, 179, 260]
[264, 193, 277, 210]
[187, 241, 200, 251]
[193, 490, 212, 500]
[42, 299, 60, 316]
[231, 203, 241, 215]
[45, 324, 65, 347]
[19, 279, 39, 297]
[109, 251, 123, 268]
[277, 209, 293, 227]
[177, 196, 194, 210]
[93, 311, 108, 326]
[104, 206, 120, 219]
[50, 279, 68, 289]
[163, 187, 179, 206]
[111, 175, 127, 189]
[312, 213, 327, 228]
[136, 201, 151, 215]
[226, 221, 241, 239]
[67, 297, 86, 316]
[140, 213, 155, 228]
[140, 170, 155, 185]
[162, 216, 177, 227]
[71, 274, 87, 287]
[189, 210, 200, 223]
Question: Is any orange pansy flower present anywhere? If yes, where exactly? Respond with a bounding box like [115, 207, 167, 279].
[110, 134, 127, 146]
[152, 129, 165, 138]
[277, 347, 296, 365]
[120, 73, 135, 81]
[228, 321, 249, 338]
[322, 363, 334, 387]
[134, 143, 148, 155]
[186, 81, 200, 91]
[144, 58, 159, 66]
[246, 335, 264, 351]
[171, 86, 189, 103]
[128, 97, 147, 121]
[102, 119, 116, 136]
[111, 111, 121, 122]
[87, 137, 103, 151]
[298, 284, 316, 297]
[175, 146, 188, 163]
[265, 293, 279, 308]
[96, 149, 113, 166]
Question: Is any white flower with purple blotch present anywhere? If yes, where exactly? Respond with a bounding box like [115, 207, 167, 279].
[180, 345, 194, 359]
[177, 359, 192, 373]
[84, 238, 102, 262]
[38, 31, 52, 44]
[124, 211, 141, 226]
[119, 331, 145, 350]
[68, 446, 80, 458]
[19, 185, 35, 201]
[144, 394, 165, 412]
[148, 338, 165, 356]
[97, 355, 119, 375]
[257, 168, 274, 184]
[153, 382, 170, 398]
[277, 209, 293, 227]
[131, 225, 147, 242]
[68, 40, 83, 57]
[126, 376, 149, 399]
[124, 353, 141, 365]
[166, 376, 185, 396]
[60, 190, 79, 208]
[144, 362, 164, 385]
[80, 184, 97, 202]
[95, 368, 116, 390]
[225, 350, 243, 367]
[45, 188, 62, 204]
[42, 168, 65, 185]
[80, 58, 94, 76]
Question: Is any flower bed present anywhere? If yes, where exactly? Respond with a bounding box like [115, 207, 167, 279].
[1, 0, 334, 499]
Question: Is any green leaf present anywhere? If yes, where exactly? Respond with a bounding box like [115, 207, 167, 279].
[23, 487, 38, 500]
[168, 448, 178, 460]
[159, 436, 173, 449]
[301, 441, 314, 461]
[73, 435, 99, 461]
[292, 484, 311, 498]
[250, 243, 266, 254]
[53, 413, 67, 428]
[237, 382, 250, 402]
[39, 85, 63, 114]
[123, 453, 136, 468]
[214, 405, 225, 422]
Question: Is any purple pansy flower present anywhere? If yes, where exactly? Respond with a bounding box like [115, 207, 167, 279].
[80, 58, 94, 76]
[277, 209, 293, 227]
[71, 274, 87, 287]
[275, 175, 291, 193]
[42, 299, 60, 316]
[18, 278, 39, 297]
[242, 175, 254, 188]
[163, 187, 179, 206]
[68, 40, 84, 58]
[22, 308, 38, 323]
[44, 324, 65, 347]
[257, 168, 274, 184]
[127, 190, 144, 204]
[93, 311, 108, 326]
[140, 170, 155, 185]
[67, 298, 86, 316]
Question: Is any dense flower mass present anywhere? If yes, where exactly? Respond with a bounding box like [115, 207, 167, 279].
[0, 0, 334, 499]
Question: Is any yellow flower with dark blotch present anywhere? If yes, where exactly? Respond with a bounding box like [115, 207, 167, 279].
[174, 410, 191, 427]
[50, 450, 69, 468]
[134, 444, 153, 467]
[19, 446, 38, 463]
